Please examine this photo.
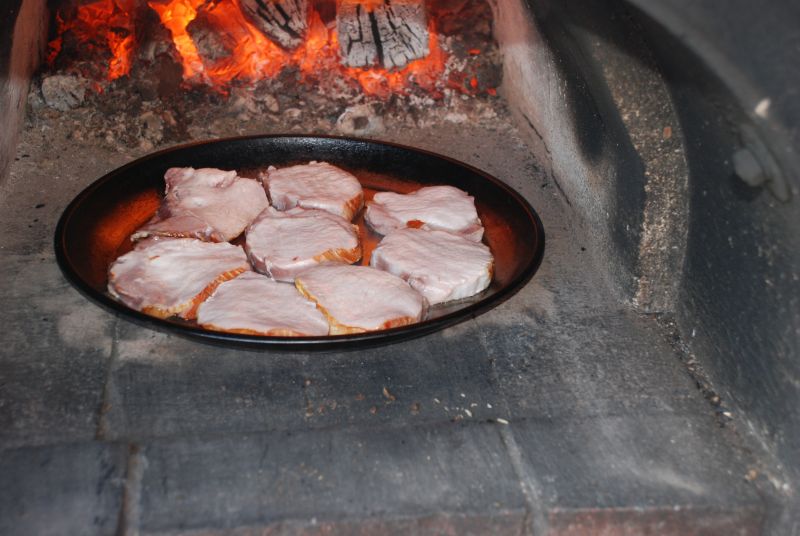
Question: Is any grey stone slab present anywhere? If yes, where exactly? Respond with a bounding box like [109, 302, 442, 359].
[0, 441, 128, 536]
[509, 413, 764, 533]
[0, 252, 114, 448]
[137, 423, 528, 534]
[478, 273, 705, 422]
[0, 129, 132, 255]
[292, 322, 504, 429]
[103, 320, 505, 441]
[101, 323, 309, 441]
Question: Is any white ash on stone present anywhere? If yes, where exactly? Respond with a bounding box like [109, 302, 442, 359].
[336, 104, 385, 136]
[138, 111, 165, 149]
[27, 70, 510, 156]
[283, 108, 304, 123]
[230, 85, 283, 116]
[41, 75, 86, 112]
[443, 112, 469, 124]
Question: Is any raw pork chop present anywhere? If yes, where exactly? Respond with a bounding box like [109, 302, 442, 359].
[108, 238, 250, 319]
[294, 264, 425, 334]
[132, 167, 269, 242]
[245, 207, 361, 281]
[370, 228, 493, 305]
[365, 185, 484, 241]
[262, 161, 364, 221]
[197, 272, 329, 336]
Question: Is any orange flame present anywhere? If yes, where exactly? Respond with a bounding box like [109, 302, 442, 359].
[48, 0, 136, 80]
[50, 0, 450, 98]
[148, 0, 207, 81]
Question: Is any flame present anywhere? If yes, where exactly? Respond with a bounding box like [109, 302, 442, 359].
[49, 0, 452, 98]
[107, 30, 136, 80]
[148, 0, 206, 81]
[48, 0, 136, 80]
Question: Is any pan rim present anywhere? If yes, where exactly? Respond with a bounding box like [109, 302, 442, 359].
[54, 134, 545, 351]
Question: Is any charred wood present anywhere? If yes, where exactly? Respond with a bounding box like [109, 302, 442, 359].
[236, 0, 307, 50]
[187, 4, 236, 62]
[132, 4, 183, 99]
[430, 0, 492, 39]
[337, 0, 429, 69]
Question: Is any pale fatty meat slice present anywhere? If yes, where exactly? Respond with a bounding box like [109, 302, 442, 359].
[132, 167, 269, 242]
[365, 185, 484, 241]
[133, 213, 218, 242]
[197, 272, 329, 336]
[245, 206, 361, 281]
[108, 238, 250, 319]
[262, 161, 364, 221]
[370, 227, 493, 305]
[294, 264, 425, 334]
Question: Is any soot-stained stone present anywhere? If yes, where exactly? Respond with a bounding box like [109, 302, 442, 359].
[41, 75, 86, 112]
[102, 320, 504, 440]
[0, 442, 128, 536]
[296, 324, 504, 429]
[137, 422, 527, 533]
[508, 414, 764, 534]
[482, 305, 705, 421]
[100, 322, 309, 441]
[0, 254, 113, 448]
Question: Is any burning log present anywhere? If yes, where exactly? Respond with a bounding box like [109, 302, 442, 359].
[337, 0, 429, 70]
[236, 0, 308, 50]
[187, 4, 237, 62]
[132, 4, 184, 99]
[47, 0, 139, 81]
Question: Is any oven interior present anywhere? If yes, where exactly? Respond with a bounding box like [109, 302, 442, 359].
[1, 0, 798, 533]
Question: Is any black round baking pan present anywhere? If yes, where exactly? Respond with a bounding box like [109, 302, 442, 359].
[54, 135, 545, 350]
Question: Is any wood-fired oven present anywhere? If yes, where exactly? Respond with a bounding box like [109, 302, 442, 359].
[1, 0, 797, 534]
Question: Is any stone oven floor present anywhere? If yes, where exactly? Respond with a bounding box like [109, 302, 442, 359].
[0, 107, 765, 534]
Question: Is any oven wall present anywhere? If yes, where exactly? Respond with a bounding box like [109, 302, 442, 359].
[492, 0, 690, 314]
[0, 0, 47, 188]
[495, 0, 800, 529]
[633, 3, 800, 530]
[4, 0, 798, 527]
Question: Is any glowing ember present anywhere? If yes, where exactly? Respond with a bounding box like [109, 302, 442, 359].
[48, 0, 137, 80]
[148, 0, 207, 81]
[48, 0, 458, 98]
